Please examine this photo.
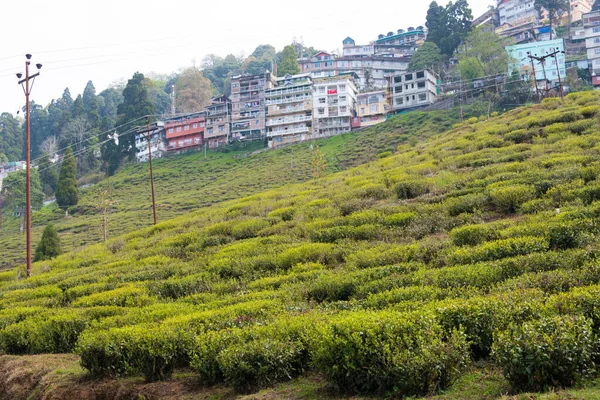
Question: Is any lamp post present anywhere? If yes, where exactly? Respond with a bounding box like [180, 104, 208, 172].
[16, 54, 42, 278]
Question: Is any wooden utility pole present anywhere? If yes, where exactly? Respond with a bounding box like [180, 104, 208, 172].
[17, 54, 42, 278]
[146, 118, 158, 225]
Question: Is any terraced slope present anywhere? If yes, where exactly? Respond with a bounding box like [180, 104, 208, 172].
[2, 93, 600, 398]
[0, 111, 458, 268]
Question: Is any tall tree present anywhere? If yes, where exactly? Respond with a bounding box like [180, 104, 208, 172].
[60, 117, 98, 174]
[39, 136, 58, 157]
[29, 102, 49, 160]
[56, 146, 78, 212]
[456, 27, 511, 80]
[34, 223, 61, 261]
[0, 112, 24, 161]
[277, 45, 300, 76]
[175, 66, 213, 113]
[1, 169, 43, 217]
[71, 95, 85, 119]
[83, 81, 101, 128]
[82, 81, 97, 113]
[426, 0, 473, 58]
[252, 44, 277, 62]
[38, 153, 59, 196]
[408, 42, 445, 72]
[535, 0, 568, 40]
[98, 87, 123, 131]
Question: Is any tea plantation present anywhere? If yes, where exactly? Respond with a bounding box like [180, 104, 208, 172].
[4, 93, 600, 398]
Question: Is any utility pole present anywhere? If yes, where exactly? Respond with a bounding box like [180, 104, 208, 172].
[528, 49, 563, 100]
[146, 117, 158, 225]
[16, 54, 42, 278]
[171, 85, 176, 115]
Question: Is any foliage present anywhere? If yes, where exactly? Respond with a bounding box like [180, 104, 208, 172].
[456, 27, 511, 81]
[534, 0, 569, 40]
[408, 42, 445, 72]
[0, 169, 43, 213]
[426, 0, 473, 58]
[175, 66, 213, 113]
[34, 223, 61, 262]
[277, 45, 300, 77]
[56, 146, 78, 210]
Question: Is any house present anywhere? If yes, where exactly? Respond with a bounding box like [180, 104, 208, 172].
[389, 70, 439, 112]
[473, 7, 500, 31]
[298, 51, 339, 78]
[584, 9, 600, 85]
[205, 95, 232, 148]
[265, 73, 313, 148]
[506, 39, 566, 87]
[356, 90, 390, 128]
[164, 112, 205, 153]
[230, 72, 276, 141]
[571, 0, 593, 24]
[135, 121, 167, 163]
[312, 72, 358, 137]
[374, 27, 427, 48]
[498, 0, 539, 27]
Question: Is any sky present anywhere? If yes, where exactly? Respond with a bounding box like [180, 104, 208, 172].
[0, 0, 494, 114]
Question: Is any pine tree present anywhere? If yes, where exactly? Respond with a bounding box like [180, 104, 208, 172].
[34, 223, 61, 261]
[38, 153, 58, 196]
[71, 95, 85, 119]
[277, 45, 300, 77]
[56, 146, 78, 213]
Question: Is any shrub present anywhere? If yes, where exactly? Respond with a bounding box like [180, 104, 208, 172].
[377, 151, 392, 158]
[492, 315, 596, 392]
[384, 212, 416, 227]
[449, 224, 497, 246]
[448, 236, 549, 265]
[305, 274, 358, 303]
[489, 185, 535, 213]
[394, 181, 430, 200]
[106, 239, 125, 254]
[231, 219, 271, 240]
[445, 193, 488, 216]
[309, 311, 470, 396]
[580, 105, 600, 118]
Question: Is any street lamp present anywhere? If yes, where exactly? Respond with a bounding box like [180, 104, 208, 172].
[16, 54, 42, 278]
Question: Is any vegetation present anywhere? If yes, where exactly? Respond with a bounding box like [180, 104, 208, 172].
[1, 93, 600, 397]
[55, 147, 78, 212]
[33, 224, 61, 262]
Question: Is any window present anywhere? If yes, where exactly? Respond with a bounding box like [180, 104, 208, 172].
[405, 73, 413, 81]
[595, 48, 600, 54]
[219, 125, 225, 131]
[417, 81, 425, 89]
[339, 96, 346, 102]
[394, 76, 402, 84]
[193, 123, 198, 128]
[168, 128, 174, 133]
[339, 85, 346, 92]
[595, 38, 600, 44]
[207, 128, 214, 134]
[419, 93, 427, 102]
[319, 98, 326, 104]
[370, 104, 378, 113]
[318, 108, 325, 115]
[340, 106, 347, 113]
[395, 97, 403, 105]
[184, 125, 190, 131]
[594, 27, 600, 33]
[416, 71, 425, 79]
[176, 127, 182, 132]
[319, 87, 325, 93]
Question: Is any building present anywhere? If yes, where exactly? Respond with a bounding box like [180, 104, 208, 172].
[356, 90, 390, 128]
[312, 73, 358, 137]
[205, 95, 232, 148]
[0, 161, 26, 191]
[299, 52, 339, 79]
[230, 72, 276, 141]
[506, 38, 566, 86]
[164, 112, 205, 153]
[498, 0, 539, 27]
[571, 0, 593, 24]
[265, 73, 313, 148]
[135, 121, 167, 163]
[375, 27, 427, 48]
[584, 9, 600, 85]
[389, 70, 439, 112]
[473, 7, 500, 31]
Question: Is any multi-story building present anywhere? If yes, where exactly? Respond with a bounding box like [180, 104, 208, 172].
[506, 39, 566, 86]
[389, 70, 439, 112]
[312, 73, 358, 137]
[164, 112, 205, 153]
[375, 27, 427, 47]
[135, 121, 167, 163]
[298, 52, 339, 78]
[571, 0, 593, 23]
[205, 95, 232, 148]
[584, 9, 600, 85]
[498, 0, 539, 27]
[473, 7, 500, 31]
[230, 72, 275, 141]
[356, 90, 390, 128]
[265, 73, 313, 148]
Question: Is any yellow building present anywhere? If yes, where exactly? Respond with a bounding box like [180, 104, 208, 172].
[356, 91, 389, 127]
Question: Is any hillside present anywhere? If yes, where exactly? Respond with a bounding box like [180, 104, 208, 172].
[3, 92, 600, 399]
[0, 111, 459, 268]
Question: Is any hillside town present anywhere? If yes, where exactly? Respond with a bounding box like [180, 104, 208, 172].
[132, 0, 600, 161]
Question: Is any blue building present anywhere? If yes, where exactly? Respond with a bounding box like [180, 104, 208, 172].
[506, 39, 566, 86]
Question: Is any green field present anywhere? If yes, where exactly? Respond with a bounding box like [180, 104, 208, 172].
[0, 110, 458, 268]
[3, 93, 600, 398]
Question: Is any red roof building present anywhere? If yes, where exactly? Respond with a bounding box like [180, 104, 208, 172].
[165, 113, 206, 152]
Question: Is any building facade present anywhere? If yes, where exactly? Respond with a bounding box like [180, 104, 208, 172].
[389, 70, 439, 112]
[584, 10, 600, 84]
[506, 39, 566, 86]
[135, 122, 167, 163]
[375, 27, 426, 47]
[205, 95, 232, 148]
[230, 72, 275, 141]
[164, 113, 205, 153]
[265, 73, 313, 148]
[312, 73, 358, 137]
[356, 90, 390, 127]
[498, 0, 539, 27]
[571, 0, 593, 23]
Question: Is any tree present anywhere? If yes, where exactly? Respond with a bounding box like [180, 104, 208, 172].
[311, 145, 327, 179]
[456, 27, 511, 80]
[426, 0, 473, 58]
[408, 42, 445, 72]
[38, 153, 58, 196]
[277, 45, 300, 77]
[98, 87, 123, 131]
[535, 0, 568, 40]
[71, 95, 85, 119]
[39, 135, 58, 157]
[34, 223, 61, 261]
[61, 116, 98, 174]
[29, 102, 49, 159]
[175, 66, 213, 113]
[1, 169, 43, 232]
[0, 112, 24, 161]
[56, 146, 78, 213]
[83, 81, 101, 128]
[252, 44, 277, 62]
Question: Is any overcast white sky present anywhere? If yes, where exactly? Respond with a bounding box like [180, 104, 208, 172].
[0, 0, 494, 114]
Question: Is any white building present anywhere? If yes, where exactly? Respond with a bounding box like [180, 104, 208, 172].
[265, 73, 313, 148]
[389, 70, 439, 112]
[135, 122, 167, 163]
[498, 0, 539, 27]
[584, 10, 600, 85]
[312, 73, 358, 137]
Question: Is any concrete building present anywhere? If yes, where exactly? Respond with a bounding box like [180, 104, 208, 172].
[164, 112, 205, 153]
[230, 72, 276, 141]
[299, 52, 339, 79]
[584, 9, 600, 85]
[135, 121, 167, 163]
[375, 27, 426, 48]
[389, 70, 439, 112]
[506, 38, 566, 86]
[473, 7, 500, 31]
[312, 73, 358, 137]
[498, 0, 539, 27]
[205, 95, 232, 148]
[356, 90, 390, 128]
[265, 73, 313, 148]
[571, 0, 593, 24]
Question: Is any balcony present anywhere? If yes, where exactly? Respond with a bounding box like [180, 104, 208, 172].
[267, 126, 310, 137]
[266, 115, 312, 126]
[268, 105, 310, 116]
[266, 86, 311, 97]
[266, 95, 311, 105]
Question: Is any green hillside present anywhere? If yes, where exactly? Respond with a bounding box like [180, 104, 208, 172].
[4, 92, 600, 398]
[0, 111, 458, 269]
